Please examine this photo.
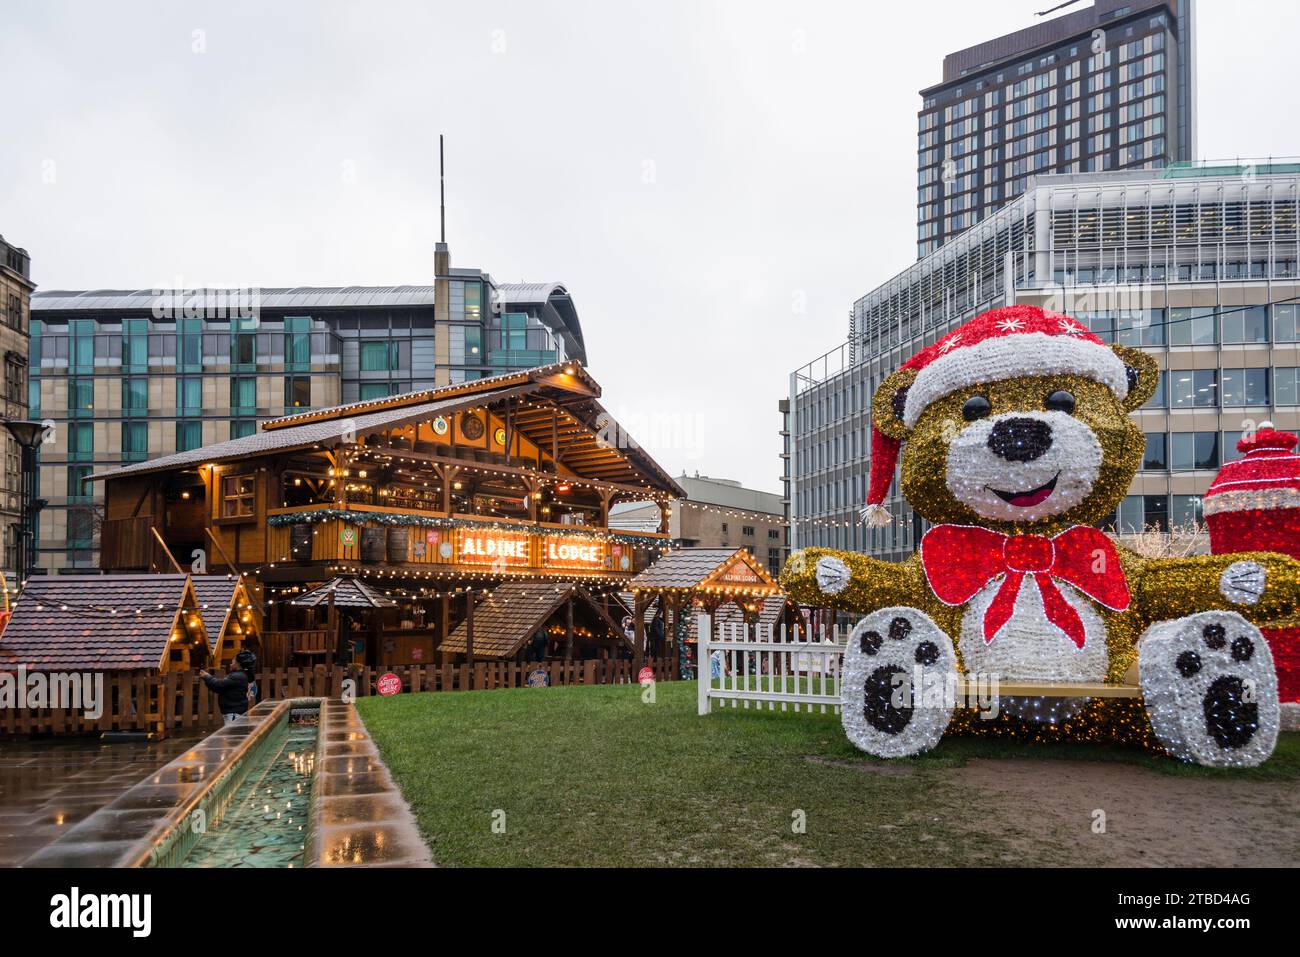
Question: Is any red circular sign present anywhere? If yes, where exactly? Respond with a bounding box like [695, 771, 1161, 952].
[376, 672, 402, 696]
[638, 667, 655, 686]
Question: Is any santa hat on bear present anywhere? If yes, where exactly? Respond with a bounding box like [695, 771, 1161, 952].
[861, 305, 1132, 525]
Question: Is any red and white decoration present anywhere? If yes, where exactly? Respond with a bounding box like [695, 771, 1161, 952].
[1205, 423, 1300, 702]
[863, 305, 1130, 525]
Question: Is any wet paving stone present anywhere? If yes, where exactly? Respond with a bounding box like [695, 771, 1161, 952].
[0, 732, 206, 866]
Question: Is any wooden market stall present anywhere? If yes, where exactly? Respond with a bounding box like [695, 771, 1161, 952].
[287, 576, 398, 669]
[0, 574, 214, 735]
[626, 547, 791, 675]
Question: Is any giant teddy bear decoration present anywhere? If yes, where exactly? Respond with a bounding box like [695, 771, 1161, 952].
[781, 305, 1298, 767]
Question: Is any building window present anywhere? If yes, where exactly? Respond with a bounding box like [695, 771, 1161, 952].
[122, 422, 148, 462]
[1222, 306, 1269, 344]
[1142, 432, 1166, 470]
[359, 382, 392, 401]
[230, 419, 256, 440]
[176, 420, 202, 452]
[1142, 371, 1167, 409]
[123, 377, 148, 416]
[1273, 304, 1299, 343]
[68, 422, 93, 461]
[178, 318, 203, 372]
[231, 318, 257, 368]
[1275, 368, 1299, 406]
[1171, 432, 1219, 471]
[67, 465, 93, 503]
[4, 356, 25, 407]
[1168, 307, 1217, 346]
[1170, 369, 1217, 407]
[360, 341, 397, 372]
[123, 318, 149, 372]
[1171, 494, 1203, 528]
[177, 376, 202, 414]
[69, 319, 95, 373]
[1220, 368, 1269, 407]
[68, 377, 94, 417]
[742, 525, 755, 537]
[285, 376, 311, 409]
[284, 316, 312, 371]
[221, 474, 256, 518]
[230, 376, 256, 414]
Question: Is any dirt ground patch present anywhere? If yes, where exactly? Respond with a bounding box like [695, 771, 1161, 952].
[946, 758, 1300, 866]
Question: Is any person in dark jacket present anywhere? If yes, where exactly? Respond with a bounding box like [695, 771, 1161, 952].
[199, 662, 251, 723]
[529, 626, 548, 663]
[648, 615, 665, 660]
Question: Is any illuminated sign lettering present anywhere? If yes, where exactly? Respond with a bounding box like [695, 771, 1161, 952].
[458, 531, 530, 565]
[545, 536, 606, 570]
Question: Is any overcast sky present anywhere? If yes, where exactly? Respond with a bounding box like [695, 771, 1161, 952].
[3, 0, 1298, 493]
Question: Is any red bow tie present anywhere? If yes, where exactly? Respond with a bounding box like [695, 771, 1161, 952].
[920, 524, 1130, 649]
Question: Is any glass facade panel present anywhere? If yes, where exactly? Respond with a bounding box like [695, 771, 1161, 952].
[1142, 432, 1166, 469]
[176, 420, 202, 452]
[1168, 307, 1216, 345]
[1169, 369, 1217, 407]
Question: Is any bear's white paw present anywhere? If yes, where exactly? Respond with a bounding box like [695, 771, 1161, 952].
[815, 555, 851, 595]
[1139, 610, 1279, 768]
[841, 607, 956, 758]
[1219, 560, 1266, 606]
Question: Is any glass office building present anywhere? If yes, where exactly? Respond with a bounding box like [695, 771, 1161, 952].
[789, 161, 1300, 562]
[31, 258, 587, 573]
[918, 0, 1197, 259]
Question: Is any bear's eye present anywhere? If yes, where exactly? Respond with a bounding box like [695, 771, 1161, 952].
[1046, 390, 1076, 414]
[962, 395, 991, 421]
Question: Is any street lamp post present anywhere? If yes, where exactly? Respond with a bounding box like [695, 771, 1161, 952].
[3, 419, 48, 585]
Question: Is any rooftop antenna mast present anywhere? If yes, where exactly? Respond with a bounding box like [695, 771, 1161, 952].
[439, 134, 446, 243]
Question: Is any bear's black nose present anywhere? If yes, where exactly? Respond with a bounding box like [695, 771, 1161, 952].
[987, 417, 1053, 462]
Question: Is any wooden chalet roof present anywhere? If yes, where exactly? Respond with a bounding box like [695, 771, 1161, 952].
[628, 547, 782, 594]
[86, 388, 515, 482]
[440, 580, 624, 659]
[291, 577, 398, 609]
[86, 360, 684, 497]
[0, 575, 205, 672]
[191, 575, 258, 637]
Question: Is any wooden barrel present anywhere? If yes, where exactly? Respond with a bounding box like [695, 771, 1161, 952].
[386, 526, 409, 562]
[360, 527, 386, 563]
[289, 523, 313, 558]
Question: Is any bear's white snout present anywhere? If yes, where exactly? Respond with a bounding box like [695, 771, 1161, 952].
[945, 410, 1102, 522]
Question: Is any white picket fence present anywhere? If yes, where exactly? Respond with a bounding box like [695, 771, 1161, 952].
[695, 613, 847, 716]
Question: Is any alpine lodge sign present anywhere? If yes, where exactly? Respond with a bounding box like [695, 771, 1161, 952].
[544, 535, 606, 571]
[457, 530, 530, 565]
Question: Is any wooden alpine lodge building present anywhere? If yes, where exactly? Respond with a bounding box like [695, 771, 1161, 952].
[85, 362, 688, 670]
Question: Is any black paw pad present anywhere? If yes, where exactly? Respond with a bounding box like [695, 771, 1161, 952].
[1202, 624, 1226, 649]
[1231, 635, 1254, 662]
[863, 666, 912, 735]
[1176, 650, 1202, 678]
[1203, 675, 1259, 750]
[859, 630, 883, 656]
[915, 641, 940, 665]
[888, 617, 912, 642]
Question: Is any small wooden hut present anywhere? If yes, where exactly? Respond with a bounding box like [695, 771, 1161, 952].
[626, 547, 789, 673]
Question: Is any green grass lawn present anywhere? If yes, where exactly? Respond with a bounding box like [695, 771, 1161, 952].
[356, 681, 1300, 867]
